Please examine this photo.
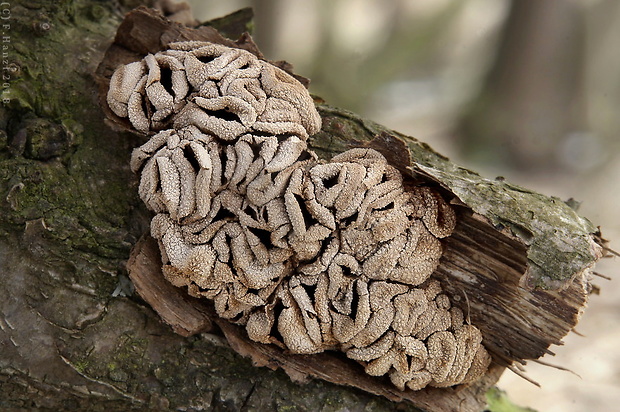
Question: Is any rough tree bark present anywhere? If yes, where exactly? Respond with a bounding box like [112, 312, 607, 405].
[0, 2, 604, 412]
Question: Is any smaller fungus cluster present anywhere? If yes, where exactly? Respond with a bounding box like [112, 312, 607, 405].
[109, 41, 491, 390]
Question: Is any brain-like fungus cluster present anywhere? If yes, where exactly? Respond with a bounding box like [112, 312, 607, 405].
[109, 41, 491, 390]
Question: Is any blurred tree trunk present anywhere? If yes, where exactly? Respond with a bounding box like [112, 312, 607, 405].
[251, 0, 282, 58]
[457, 0, 588, 171]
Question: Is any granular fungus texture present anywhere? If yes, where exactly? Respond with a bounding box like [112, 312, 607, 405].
[110, 41, 491, 390]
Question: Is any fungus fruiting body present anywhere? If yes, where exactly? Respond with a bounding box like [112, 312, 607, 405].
[109, 41, 491, 390]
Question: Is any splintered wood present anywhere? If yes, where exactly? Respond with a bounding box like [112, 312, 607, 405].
[107, 7, 604, 412]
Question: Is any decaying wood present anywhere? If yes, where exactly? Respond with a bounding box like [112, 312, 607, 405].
[366, 132, 598, 361]
[0, 3, 604, 412]
[109, 34, 491, 391]
[128, 235, 503, 411]
[105, 7, 604, 412]
[126, 235, 213, 336]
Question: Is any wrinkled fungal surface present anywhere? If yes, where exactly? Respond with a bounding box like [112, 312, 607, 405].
[109, 41, 491, 390]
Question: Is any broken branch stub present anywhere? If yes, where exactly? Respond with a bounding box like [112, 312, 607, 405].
[109, 39, 491, 391]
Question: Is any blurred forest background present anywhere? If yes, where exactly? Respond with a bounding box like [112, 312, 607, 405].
[186, 1, 620, 411]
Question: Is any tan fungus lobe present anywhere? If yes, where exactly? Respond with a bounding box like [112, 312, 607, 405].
[111, 41, 491, 390]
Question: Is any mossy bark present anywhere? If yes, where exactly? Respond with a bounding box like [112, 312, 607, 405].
[0, 2, 601, 412]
